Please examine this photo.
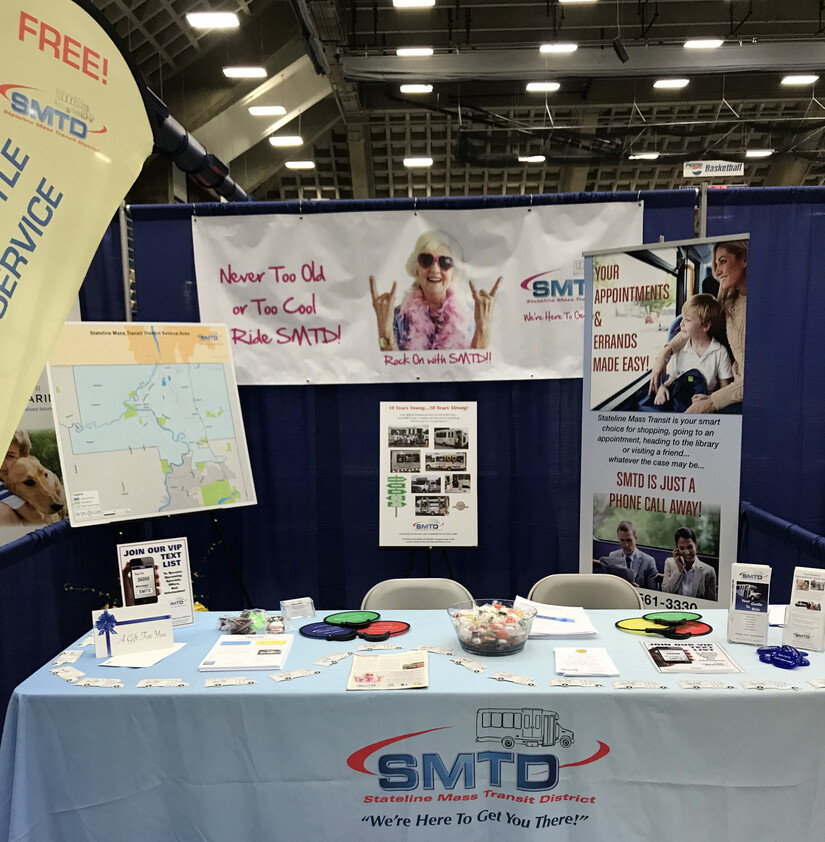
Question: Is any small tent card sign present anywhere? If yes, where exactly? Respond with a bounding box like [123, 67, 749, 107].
[92, 605, 174, 658]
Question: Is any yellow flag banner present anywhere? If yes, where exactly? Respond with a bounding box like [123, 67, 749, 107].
[0, 0, 153, 461]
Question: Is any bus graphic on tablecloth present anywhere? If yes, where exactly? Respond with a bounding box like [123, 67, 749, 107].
[476, 708, 575, 749]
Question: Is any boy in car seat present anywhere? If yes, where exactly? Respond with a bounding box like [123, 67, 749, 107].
[653, 294, 732, 409]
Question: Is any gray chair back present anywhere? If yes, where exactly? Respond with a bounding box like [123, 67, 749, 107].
[527, 573, 643, 609]
[361, 577, 474, 610]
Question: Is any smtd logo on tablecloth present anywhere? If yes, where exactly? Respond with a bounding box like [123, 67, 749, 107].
[348, 707, 609, 793]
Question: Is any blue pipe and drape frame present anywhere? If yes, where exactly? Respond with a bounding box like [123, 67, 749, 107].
[2, 187, 825, 728]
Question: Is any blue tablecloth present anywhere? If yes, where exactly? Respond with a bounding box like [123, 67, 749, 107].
[1, 609, 824, 841]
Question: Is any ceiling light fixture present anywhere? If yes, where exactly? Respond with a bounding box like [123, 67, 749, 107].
[745, 148, 774, 158]
[270, 136, 303, 147]
[539, 43, 578, 53]
[653, 78, 689, 89]
[518, 155, 546, 163]
[628, 152, 660, 160]
[782, 75, 819, 86]
[223, 67, 268, 79]
[404, 157, 433, 167]
[558, 0, 598, 4]
[249, 105, 287, 116]
[285, 161, 316, 169]
[396, 47, 434, 56]
[400, 84, 433, 93]
[684, 39, 724, 49]
[186, 12, 239, 29]
[393, 0, 435, 7]
[526, 82, 560, 92]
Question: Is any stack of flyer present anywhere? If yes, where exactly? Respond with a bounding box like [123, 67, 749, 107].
[514, 597, 597, 638]
[198, 634, 295, 671]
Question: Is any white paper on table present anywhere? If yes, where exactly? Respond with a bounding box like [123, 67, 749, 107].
[514, 597, 597, 638]
[101, 643, 186, 668]
[554, 647, 619, 676]
[769, 604, 788, 626]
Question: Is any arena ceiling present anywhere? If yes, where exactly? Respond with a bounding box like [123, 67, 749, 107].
[93, 0, 825, 201]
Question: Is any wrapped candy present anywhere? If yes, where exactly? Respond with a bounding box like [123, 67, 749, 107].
[217, 609, 285, 635]
[448, 600, 536, 656]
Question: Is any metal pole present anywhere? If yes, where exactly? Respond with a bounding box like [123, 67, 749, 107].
[698, 184, 708, 238]
[117, 202, 132, 321]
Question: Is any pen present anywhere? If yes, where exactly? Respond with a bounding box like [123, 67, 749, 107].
[537, 614, 575, 622]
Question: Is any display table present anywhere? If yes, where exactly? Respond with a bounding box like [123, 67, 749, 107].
[2, 609, 824, 842]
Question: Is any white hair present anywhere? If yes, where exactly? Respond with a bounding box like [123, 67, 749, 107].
[404, 230, 465, 285]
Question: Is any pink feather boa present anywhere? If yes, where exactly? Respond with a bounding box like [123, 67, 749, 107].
[397, 287, 473, 350]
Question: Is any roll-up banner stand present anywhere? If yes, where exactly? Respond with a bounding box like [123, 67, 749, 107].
[580, 235, 748, 610]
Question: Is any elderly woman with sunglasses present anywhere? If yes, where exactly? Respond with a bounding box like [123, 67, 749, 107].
[370, 230, 502, 351]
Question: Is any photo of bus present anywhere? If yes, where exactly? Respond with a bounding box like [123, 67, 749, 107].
[415, 496, 450, 516]
[476, 707, 574, 749]
[445, 473, 471, 492]
[434, 428, 468, 449]
[411, 475, 441, 493]
[425, 453, 467, 471]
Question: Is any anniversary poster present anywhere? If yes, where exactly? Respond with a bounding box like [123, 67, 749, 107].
[579, 236, 748, 608]
[380, 402, 477, 547]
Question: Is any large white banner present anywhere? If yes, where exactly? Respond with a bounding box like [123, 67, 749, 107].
[0, 0, 153, 461]
[579, 236, 748, 610]
[379, 402, 477, 547]
[192, 203, 644, 385]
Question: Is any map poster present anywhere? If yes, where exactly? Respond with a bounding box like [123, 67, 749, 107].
[379, 402, 477, 547]
[579, 236, 746, 610]
[47, 322, 257, 527]
[117, 537, 195, 626]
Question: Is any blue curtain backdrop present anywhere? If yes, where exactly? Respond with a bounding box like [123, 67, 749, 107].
[3, 186, 825, 729]
[126, 190, 697, 610]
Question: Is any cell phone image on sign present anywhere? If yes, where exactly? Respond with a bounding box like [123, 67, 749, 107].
[129, 558, 158, 605]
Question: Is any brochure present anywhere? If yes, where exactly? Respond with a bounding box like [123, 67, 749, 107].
[783, 566, 825, 651]
[727, 562, 771, 646]
[198, 634, 295, 671]
[514, 596, 597, 638]
[641, 640, 742, 674]
[346, 650, 428, 690]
